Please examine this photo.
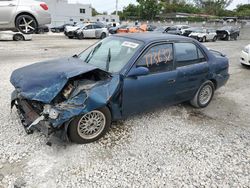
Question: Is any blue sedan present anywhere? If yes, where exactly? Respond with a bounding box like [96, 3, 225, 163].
[10, 33, 229, 144]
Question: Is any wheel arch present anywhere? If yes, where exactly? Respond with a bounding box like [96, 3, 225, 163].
[15, 12, 38, 27]
[210, 79, 217, 90]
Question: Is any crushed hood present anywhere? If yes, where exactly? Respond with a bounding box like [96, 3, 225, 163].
[10, 57, 103, 103]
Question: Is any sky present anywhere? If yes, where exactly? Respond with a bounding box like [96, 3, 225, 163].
[69, 0, 249, 13]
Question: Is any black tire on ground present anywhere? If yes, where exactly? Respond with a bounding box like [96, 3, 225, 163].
[212, 36, 217, 42]
[202, 36, 206, 42]
[15, 14, 37, 34]
[13, 34, 25, 41]
[68, 36, 74, 39]
[77, 33, 84, 40]
[190, 81, 215, 108]
[68, 107, 111, 144]
[100, 32, 106, 39]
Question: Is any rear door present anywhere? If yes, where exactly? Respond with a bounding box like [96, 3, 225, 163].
[122, 43, 178, 116]
[0, 0, 18, 25]
[174, 42, 209, 102]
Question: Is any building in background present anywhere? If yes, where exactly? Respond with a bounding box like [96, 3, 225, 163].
[42, 0, 119, 26]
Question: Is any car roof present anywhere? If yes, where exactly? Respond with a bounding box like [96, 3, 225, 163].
[115, 32, 191, 44]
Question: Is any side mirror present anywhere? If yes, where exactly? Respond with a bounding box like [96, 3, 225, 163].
[127, 67, 149, 78]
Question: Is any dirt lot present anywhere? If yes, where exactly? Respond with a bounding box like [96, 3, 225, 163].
[0, 34, 249, 187]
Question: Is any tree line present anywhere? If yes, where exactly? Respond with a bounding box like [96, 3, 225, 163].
[111, 0, 250, 20]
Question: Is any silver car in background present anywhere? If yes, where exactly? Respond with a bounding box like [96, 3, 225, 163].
[0, 0, 51, 34]
[75, 23, 109, 39]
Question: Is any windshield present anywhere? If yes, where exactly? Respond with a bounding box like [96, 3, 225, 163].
[78, 36, 143, 73]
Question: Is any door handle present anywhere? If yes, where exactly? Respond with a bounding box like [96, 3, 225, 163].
[167, 79, 176, 84]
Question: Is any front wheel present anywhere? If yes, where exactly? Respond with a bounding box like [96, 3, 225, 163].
[212, 36, 217, 42]
[15, 14, 37, 34]
[190, 81, 215, 108]
[77, 33, 84, 40]
[68, 107, 111, 144]
[13, 34, 25, 41]
[100, 32, 106, 39]
[202, 36, 206, 42]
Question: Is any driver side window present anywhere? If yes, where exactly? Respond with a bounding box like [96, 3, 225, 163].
[137, 43, 174, 74]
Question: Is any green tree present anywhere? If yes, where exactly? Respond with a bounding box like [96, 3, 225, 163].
[235, 4, 250, 17]
[193, 0, 233, 15]
[137, 0, 162, 20]
[92, 8, 100, 16]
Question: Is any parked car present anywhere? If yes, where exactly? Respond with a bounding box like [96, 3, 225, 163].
[64, 22, 85, 38]
[182, 27, 202, 37]
[10, 33, 229, 144]
[51, 24, 73, 33]
[189, 28, 217, 42]
[153, 26, 181, 35]
[175, 25, 191, 34]
[75, 23, 109, 39]
[0, 0, 51, 34]
[216, 26, 240, 40]
[109, 25, 128, 34]
[0, 30, 32, 41]
[35, 25, 49, 34]
[240, 44, 250, 66]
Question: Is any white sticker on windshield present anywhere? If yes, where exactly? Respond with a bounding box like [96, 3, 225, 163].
[121, 41, 139, 49]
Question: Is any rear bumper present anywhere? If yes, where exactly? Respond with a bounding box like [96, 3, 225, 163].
[216, 74, 230, 89]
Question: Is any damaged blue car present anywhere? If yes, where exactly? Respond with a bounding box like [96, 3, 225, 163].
[10, 33, 229, 144]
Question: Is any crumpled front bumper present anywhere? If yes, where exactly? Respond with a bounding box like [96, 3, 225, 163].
[11, 90, 68, 141]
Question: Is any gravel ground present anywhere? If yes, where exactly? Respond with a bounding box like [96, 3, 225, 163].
[0, 33, 249, 187]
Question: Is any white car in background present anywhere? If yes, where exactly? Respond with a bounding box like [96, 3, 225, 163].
[64, 22, 85, 38]
[189, 28, 217, 42]
[0, 30, 32, 41]
[240, 44, 250, 66]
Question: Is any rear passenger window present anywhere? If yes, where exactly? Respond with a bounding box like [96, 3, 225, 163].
[175, 42, 206, 67]
[137, 44, 173, 73]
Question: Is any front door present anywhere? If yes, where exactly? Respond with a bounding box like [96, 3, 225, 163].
[122, 43, 177, 116]
[83, 24, 95, 38]
[0, 0, 18, 25]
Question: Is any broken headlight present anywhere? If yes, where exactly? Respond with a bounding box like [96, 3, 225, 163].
[43, 105, 59, 119]
[62, 83, 74, 99]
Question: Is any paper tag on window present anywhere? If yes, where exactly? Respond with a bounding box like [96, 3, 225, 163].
[121, 41, 139, 49]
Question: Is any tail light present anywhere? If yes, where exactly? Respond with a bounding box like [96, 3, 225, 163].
[40, 3, 48, 10]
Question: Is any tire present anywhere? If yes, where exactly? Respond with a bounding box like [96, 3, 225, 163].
[202, 36, 206, 42]
[100, 32, 106, 39]
[212, 36, 217, 42]
[190, 81, 215, 108]
[77, 33, 84, 40]
[13, 34, 25, 41]
[68, 107, 111, 144]
[15, 14, 37, 34]
[68, 36, 74, 39]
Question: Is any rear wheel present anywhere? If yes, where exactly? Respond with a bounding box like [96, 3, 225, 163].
[15, 14, 37, 34]
[68, 107, 111, 144]
[68, 36, 74, 39]
[190, 81, 215, 108]
[13, 34, 25, 41]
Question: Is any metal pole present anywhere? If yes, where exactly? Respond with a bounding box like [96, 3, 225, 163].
[116, 0, 118, 16]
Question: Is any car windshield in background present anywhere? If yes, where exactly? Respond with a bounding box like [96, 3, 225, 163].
[78, 37, 143, 73]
